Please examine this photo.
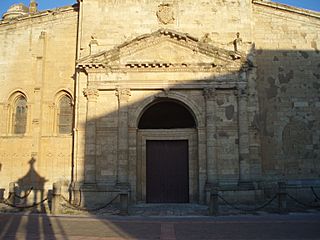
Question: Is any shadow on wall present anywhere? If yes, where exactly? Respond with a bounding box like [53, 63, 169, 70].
[255, 49, 320, 178]
[75, 39, 320, 210]
[75, 31, 255, 207]
[56, 46, 319, 239]
[0, 158, 58, 239]
[0, 163, 3, 200]
[0, 36, 319, 239]
[17, 158, 48, 205]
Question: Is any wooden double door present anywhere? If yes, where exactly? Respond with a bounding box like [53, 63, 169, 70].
[146, 140, 189, 203]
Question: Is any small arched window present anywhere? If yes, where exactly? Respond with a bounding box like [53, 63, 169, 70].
[13, 96, 28, 134]
[58, 95, 73, 134]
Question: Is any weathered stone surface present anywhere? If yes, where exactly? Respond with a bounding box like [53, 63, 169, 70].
[0, 0, 319, 207]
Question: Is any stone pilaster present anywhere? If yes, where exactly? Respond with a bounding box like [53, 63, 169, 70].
[115, 88, 131, 186]
[83, 88, 99, 184]
[203, 88, 218, 186]
[236, 85, 251, 184]
[3, 104, 10, 134]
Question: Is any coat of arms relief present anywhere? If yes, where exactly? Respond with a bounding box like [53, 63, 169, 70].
[156, 3, 175, 25]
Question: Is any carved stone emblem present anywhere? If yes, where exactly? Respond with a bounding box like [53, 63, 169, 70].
[156, 4, 174, 25]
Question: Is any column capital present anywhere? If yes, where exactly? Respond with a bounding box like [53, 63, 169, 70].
[48, 103, 55, 109]
[116, 88, 131, 102]
[4, 103, 10, 110]
[83, 88, 99, 101]
[235, 85, 247, 97]
[203, 88, 216, 100]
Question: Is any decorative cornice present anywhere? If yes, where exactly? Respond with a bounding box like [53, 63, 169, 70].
[77, 63, 244, 73]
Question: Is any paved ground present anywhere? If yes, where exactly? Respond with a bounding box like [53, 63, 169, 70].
[0, 212, 320, 240]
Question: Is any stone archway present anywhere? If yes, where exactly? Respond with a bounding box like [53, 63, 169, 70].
[136, 99, 199, 203]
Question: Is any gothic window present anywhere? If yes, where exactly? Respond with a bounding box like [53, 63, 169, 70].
[12, 96, 28, 134]
[57, 95, 73, 134]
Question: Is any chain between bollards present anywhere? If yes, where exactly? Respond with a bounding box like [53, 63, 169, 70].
[208, 182, 290, 215]
[60, 192, 121, 213]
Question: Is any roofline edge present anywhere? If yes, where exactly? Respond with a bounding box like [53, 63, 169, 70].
[252, 0, 320, 20]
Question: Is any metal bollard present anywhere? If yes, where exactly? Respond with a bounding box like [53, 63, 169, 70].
[8, 182, 16, 205]
[278, 181, 287, 214]
[52, 182, 61, 214]
[209, 188, 219, 216]
[119, 192, 129, 216]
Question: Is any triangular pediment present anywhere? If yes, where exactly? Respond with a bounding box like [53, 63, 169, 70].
[77, 29, 248, 71]
[121, 40, 215, 65]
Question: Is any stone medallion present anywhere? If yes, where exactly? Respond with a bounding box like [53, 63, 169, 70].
[156, 3, 175, 24]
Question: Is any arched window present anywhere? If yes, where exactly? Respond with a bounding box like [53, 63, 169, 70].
[57, 95, 73, 134]
[12, 96, 28, 134]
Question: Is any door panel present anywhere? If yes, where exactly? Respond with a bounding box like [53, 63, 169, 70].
[146, 140, 189, 203]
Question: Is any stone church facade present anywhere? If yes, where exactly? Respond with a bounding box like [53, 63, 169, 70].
[0, 0, 319, 206]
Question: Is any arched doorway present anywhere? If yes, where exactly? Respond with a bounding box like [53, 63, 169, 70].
[137, 99, 197, 203]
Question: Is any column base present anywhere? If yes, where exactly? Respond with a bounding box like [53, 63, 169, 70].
[237, 180, 255, 190]
[116, 182, 131, 192]
[205, 182, 219, 191]
[205, 182, 219, 204]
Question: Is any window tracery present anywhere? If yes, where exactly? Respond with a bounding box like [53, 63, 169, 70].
[12, 96, 28, 134]
[56, 93, 73, 135]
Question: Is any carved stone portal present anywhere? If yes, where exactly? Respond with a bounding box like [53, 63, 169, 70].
[156, 4, 175, 25]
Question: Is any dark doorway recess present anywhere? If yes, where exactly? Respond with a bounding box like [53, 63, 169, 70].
[139, 100, 196, 129]
[146, 140, 189, 203]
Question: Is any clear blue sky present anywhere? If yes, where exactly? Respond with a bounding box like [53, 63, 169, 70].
[0, 0, 319, 18]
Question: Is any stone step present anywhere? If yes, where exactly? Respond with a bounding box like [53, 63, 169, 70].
[129, 204, 209, 216]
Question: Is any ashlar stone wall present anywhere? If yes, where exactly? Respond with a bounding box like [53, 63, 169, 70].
[253, 1, 320, 181]
[0, 6, 78, 192]
[78, 0, 254, 57]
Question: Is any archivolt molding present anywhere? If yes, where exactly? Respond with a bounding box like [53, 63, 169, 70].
[5, 89, 30, 135]
[7, 89, 29, 104]
[54, 89, 74, 105]
[51, 90, 74, 136]
[130, 90, 204, 129]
